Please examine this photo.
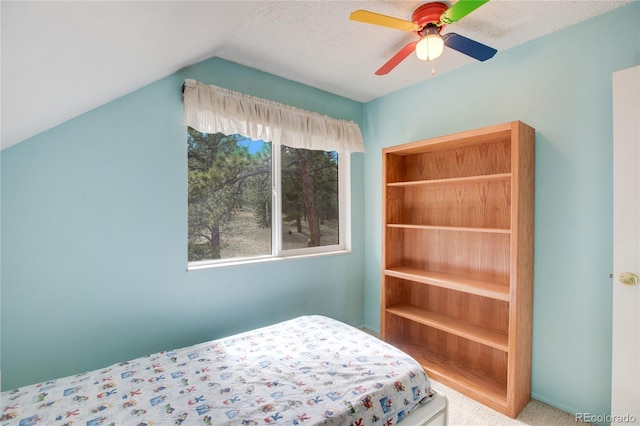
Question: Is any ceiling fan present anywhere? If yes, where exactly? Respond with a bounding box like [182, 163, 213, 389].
[350, 0, 497, 75]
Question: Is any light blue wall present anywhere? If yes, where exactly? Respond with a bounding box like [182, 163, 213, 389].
[362, 2, 639, 418]
[0, 57, 365, 391]
[2, 2, 639, 419]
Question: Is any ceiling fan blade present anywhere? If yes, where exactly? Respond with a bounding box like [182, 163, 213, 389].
[443, 33, 497, 61]
[350, 10, 420, 32]
[375, 41, 419, 75]
[440, 0, 489, 25]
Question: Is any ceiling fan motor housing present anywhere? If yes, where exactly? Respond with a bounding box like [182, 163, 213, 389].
[411, 2, 448, 32]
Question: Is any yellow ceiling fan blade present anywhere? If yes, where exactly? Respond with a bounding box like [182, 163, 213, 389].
[350, 10, 420, 32]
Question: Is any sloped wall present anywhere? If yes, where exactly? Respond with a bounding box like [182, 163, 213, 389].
[0, 57, 365, 390]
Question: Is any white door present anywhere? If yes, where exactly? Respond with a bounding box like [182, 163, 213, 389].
[612, 65, 640, 425]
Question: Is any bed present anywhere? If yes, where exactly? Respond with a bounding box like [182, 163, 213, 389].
[1, 315, 447, 426]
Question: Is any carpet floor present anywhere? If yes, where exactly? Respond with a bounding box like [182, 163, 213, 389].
[429, 379, 592, 425]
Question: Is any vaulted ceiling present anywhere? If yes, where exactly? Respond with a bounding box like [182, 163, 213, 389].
[1, 0, 631, 150]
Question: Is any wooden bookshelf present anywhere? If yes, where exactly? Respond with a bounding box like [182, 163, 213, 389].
[381, 121, 535, 418]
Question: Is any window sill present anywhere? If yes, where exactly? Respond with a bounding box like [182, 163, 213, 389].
[187, 248, 352, 272]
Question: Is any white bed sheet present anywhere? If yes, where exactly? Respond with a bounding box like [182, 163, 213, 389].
[1, 315, 443, 425]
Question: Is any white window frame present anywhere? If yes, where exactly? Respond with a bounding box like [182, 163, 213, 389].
[187, 140, 352, 271]
[273, 145, 351, 258]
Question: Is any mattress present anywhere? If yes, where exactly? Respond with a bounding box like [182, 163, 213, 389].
[1, 315, 436, 425]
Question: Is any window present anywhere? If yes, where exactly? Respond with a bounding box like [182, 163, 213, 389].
[182, 79, 363, 269]
[187, 130, 347, 265]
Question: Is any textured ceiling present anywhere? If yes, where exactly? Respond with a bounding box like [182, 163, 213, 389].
[0, 0, 632, 150]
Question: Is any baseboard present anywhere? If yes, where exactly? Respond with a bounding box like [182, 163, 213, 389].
[530, 392, 594, 424]
[360, 325, 380, 337]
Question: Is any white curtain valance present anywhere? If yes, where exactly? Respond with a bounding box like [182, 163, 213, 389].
[182, 79, 365, 153]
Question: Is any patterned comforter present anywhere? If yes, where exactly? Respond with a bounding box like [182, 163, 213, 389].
[1, 315, 434, 426]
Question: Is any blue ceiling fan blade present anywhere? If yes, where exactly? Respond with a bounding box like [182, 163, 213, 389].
[443, 33, 497, 61]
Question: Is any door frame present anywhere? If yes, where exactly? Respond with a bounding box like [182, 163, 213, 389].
[611, 64, 640, 425]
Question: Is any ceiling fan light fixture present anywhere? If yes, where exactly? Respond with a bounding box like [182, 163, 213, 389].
[415, 27, 444, 61]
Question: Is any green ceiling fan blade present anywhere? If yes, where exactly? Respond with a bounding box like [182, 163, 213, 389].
[440, 0, 489, 25]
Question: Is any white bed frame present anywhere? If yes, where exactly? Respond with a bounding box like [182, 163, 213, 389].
[403, 390, 448, 426]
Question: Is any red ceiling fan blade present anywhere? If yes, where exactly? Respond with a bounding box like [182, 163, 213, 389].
[375, 41, 419, 75]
